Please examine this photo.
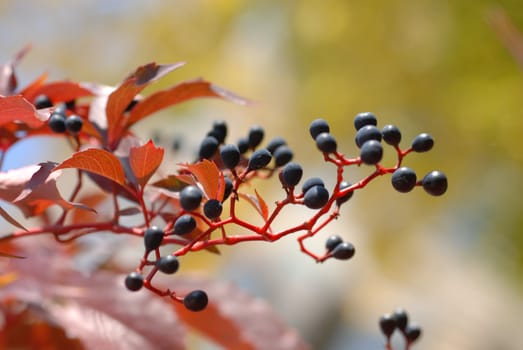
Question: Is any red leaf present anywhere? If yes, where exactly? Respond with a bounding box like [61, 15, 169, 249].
[180, 159, 222, 199]
[238, 192, 271, 223]
[0, 95, 45, 128]
[127, 79, 249, 128]
[0, 45, 30, 96]
[151, 175, 192, 191]
[254, 189, 269, 221]
[54, 148, 127, 187]
[129, 140, 164, 187]
[23, 81, 94, 105]
[0, 206, 27, 231]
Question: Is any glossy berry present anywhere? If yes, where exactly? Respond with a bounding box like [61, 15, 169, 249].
[223, 177, 234, 201]
[180, 186, 203, 211]
[281, 162, 303, 187]
[355, 125, 382, 148]
[354, 112, 377, 130]
[273, 146, 293, 167]
[411, 133, 434, 152]
[325, 235, 343, 252]
[174, 214, 196, 235]
[65, 114, 83, 134]
[184, 290, 208, 312]
[379, 314, 397, 338]
[65, 99, 76, 110]
[248, 125, 264, 149]
[360, 140, 383, 165]
[266, 137, 287, 154]
[303, 185, 329, 209]
[302, 177, 325, 194]
[198, 136, 219, 159]
[237, 137, 249, 154]
[309, 119, 330, 140]
[336, 181, 354, 206]
[393, 309, 409, 331]
[34, 94, 53, 109]
[382, 124, 402, 146]
[248, 149, 272, 170]
[391, 167, 417, 193]
[315, 132, 337, 153]
[220, 144, 241, 169]
[331, 242, 355, 260]
[53, 103, 67, 115]
[125, 272, 144, 291]
[203, 199, 223, 219]
[211, 120, 227, 143]
[48, 112, 67, 133]
[421, 171, 447, 196]
[156, 255, 180, 274]
[405, 325, 422, 342]
[144, 226, 164, 251]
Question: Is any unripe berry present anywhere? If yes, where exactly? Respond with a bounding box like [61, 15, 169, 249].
[382, 124, 402, 146]
[184, 290, 208, 312]
[360, 140, 383, 165]
[174, 214, 196, 235]
[266, 137, 287, 154]
[34, 94, 53, 109]
[220, 144, 241, 169]
[302, 177, 325, 194]
[48, 112, 67, 133]
[325, 235, 343, 252]
[354, 112, 377, 130]
[198, 136, 219, 159]
[379, 314, 397, 338]
[281, 162, 303, 187]
[125, 272, 144, 291]
[65, 114, 83, 134]
[237, 137, 249, 154]
[355, 125, 382, 148]
[309, 119, 330, 140]
[203, 199, 223, 219]
[331, 242, 355, 260]
[411, 133, 434, 152]
[336, 181, 354, 206]
[180, 186, 203, 211]
[248, 125, 264, 149]
[391, 167, 417, 193]
[248, 149, 272, 170]
[144, 226, 164, 251]
[156, 255, 180, 274]
[315, 132, 337, 153]
[421, 171, 447, 196]
[303, 185, 329, 209]
[273, 146, 293, 167]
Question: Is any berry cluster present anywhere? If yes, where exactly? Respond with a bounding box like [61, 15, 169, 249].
[379, 309, 422, 349]
[37, 94, 84, 135]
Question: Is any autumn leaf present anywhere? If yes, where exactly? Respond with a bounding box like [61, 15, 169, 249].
[254, 189, 269, 221]
[22, 80, 94, 105]
[151, 175, 191, 192]
[180, 159, 223, 200]
[0, 45, 30, 96]
[0, 95, 45, 128]
[129, 140, 164, 187]
[0, 206, 27, 231]
[238, 192, 271, 223]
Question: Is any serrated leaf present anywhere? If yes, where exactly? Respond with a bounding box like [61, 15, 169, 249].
[129, 140, 164, 187]
[54, 148, 127, 187]
[0, 95, 44, 128]
[180, 159, 221, 199]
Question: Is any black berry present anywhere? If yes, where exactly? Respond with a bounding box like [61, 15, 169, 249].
[184, 290, 208, 312]
[65, 114, 83, 134]
[125, 272, 144, 291]
[180, 186, 203, 211]
[336, 181, 354, 206]
[405, 325, 422, 343]
[411, 133, 434, 152]
[355, 125, 382, 148]
[156, 255, 180, 274]
[203, 199, 223, 219]
[48, 112, 67, 133]
[281, 162, 303, 187]
[332, 242, 355, 260]
[33, 94, 53, 109]
[360, 140, 383, 165]
[220, 144, 241, 169]
[144, 226, 164, 251]
[223, 177, 233, 201]
[391, 167, 417, 193]
[421, 171, 447, 196]
[174, 214, 196, 235]
[302, 177, 325, 194]
[273, 146, 293, 167]
[198, 136, 219, 159]
[382, 124, 402, 146]
[211, 120, 227, 143]
[354, 112, 377, 130]
[393, 309, 409, 331]
[303, 185, 329, 209]
[248, 149, 272, 170]
[325, 235, 343, 252]
[315, 132, 337, 153]
[53, 103, 67, 115]
[309, 119, 330, 140]
[248, 125, 264, 149]
[237, 137, 249, 154]
[379, 314, 397, 338]
[266, 137, 287, 154]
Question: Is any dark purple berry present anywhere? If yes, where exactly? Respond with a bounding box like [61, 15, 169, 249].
[180, 186, 203, 211]
[405, 325, 422, 343]
[248, 125, 264, 149]
[421, 171, 447, 196]
[156, 255, 180, 274]
[184, 290, 208, 312]
[203, 199, 223, 219]
[65, 99, 76, 110]
[382, 124, 402, 146]
[144, 226, 164, 251]
[65, 114, 83, 134]
[315, 132, 337, 153]
[281, 162, 303, 187]
[302, 177, 325, 194]
[360, 140, 383, 165]
[53, 103, 67, 115]
[48, 112, 67, 133]
[331, 242, 355, 260]
[198, 136, 219, 159]
[355, 125, 382, 148]
[174, 214, 196, 235]
[273, 146, 293, 167]
[379, 314, 397, 338]
[393, 309, 408, 331]
[325, 235, 343, 252]
[411, 133, 434, 152]
[125, 272, 144, 291]
[303, 185, 329, 209]
[354, 112, 377, 130]
[336, 181, 354, 206]
[34, 94, 53, 109]
[211, 120, 227, 143]
[223, 177, 233, 201]
[309, 119, 330, 140]
[237, 137, 249, 154]
[391, 167, 417, 193]
[220, 144, 241, 169]
[248, 149, 272, 170]
[266, 137, 287, 154]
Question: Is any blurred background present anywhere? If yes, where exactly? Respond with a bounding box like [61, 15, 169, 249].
[2, 0, 523, 349]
